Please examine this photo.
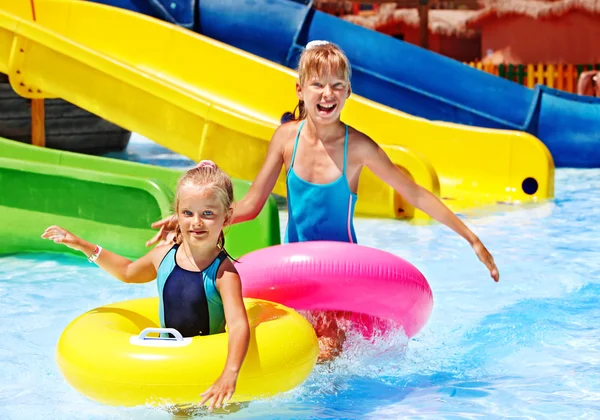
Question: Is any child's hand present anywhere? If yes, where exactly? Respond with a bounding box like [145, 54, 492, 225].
[472, 240, 499, 282]
[199, 371, 238, 412]
[146, 215, 178, 247]
[41, 226, 83, 251]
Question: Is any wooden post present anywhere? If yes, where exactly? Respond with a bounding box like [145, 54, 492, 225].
[31, 99, 46, 147]
[535, 63, 544, 86]
[418, 0, 429, 49]
[527, 64, 534, 88]
[544, 64, 556, 88]
[566, 64, 575, 93]
[556, 64, 564, 91]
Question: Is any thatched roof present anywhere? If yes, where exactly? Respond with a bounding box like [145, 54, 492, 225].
[343, 4, 479, 37]
[467, 0, 600, 27]
[314, 0, 354, 14]
[313, 0, 352, 5]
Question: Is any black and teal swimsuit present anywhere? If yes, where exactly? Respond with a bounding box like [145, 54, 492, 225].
[157, 244, 227, 337]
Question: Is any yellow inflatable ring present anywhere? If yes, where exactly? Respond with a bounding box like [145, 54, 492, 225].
[56, 297, 318, 407]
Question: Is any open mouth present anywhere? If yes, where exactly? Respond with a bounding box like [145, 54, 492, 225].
[317, 103, 336, 115]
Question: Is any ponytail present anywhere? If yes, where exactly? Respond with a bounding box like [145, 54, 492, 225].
[290, 100, 306, 122]
[173, 224, 182, 244]
[218, 231, 239, 263]
[280, 100, 307, 124]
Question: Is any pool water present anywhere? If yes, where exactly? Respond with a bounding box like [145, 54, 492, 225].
[1, 134, 599, 419]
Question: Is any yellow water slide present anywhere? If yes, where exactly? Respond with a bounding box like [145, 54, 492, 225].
[0, 0, 554, 221]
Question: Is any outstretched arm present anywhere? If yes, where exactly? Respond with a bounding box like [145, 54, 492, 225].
[42, 225, 164, 283]
[200, 261, 250, 411]
[362, 141, 499, 282]
[231, 124, 288, 224]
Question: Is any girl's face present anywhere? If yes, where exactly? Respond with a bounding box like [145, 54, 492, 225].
[177, 186, 231, 248]
[297, 70, 351, 123]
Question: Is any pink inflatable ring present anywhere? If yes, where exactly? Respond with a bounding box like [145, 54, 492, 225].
[236, 241, 433, 338]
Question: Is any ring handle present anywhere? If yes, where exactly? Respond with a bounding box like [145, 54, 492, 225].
[137, 327, 183, 341]
[130, 327, 192, 348]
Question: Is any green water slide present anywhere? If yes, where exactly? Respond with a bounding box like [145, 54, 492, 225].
[0, 137, 281, 259]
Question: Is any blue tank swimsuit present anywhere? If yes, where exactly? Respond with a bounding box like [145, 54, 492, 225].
[156, 244, 226, 337]
[285, 121, 358, 243]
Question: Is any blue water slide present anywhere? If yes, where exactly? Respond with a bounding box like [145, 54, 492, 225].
[91, 0, 600, 168]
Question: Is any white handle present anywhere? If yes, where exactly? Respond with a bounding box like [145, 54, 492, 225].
[137, 327, 184, 341]
[129, 327, 192, 348]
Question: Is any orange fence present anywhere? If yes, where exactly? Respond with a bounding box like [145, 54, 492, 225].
[466, 62, 600, 93]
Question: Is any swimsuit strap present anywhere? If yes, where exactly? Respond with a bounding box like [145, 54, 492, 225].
[290, 120, 305, 168]
[216, 250, 227, 265]
[166, 243, 179, 264]
[342, 124, 349, 176]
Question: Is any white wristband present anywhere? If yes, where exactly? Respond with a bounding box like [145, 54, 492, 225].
[88, 245, 103, 263]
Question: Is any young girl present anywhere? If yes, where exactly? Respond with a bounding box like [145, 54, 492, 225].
[148, 41, 500, 359]
[42, 160, 249, 411]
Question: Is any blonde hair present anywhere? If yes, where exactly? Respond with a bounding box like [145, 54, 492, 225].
[173, 161, 235, 259]
[291, 42, 352, 121]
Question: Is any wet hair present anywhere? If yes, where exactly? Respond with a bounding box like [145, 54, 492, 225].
[290, 41, 352, 121]
[173, 160, 236, 261]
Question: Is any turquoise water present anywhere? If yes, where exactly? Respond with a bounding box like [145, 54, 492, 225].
[1, 134, 599, 419]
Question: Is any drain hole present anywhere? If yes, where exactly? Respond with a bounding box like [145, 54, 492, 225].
[522, 177, 538, 195]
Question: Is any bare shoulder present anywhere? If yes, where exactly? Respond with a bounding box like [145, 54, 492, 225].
[217, 257, 240, 279]
[265, 121, 300, 159]
[272, 120, 301, 143]
[347, 125, 379, 160]
[216, 257, 242, 295]
[148, 243, 175, 267]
